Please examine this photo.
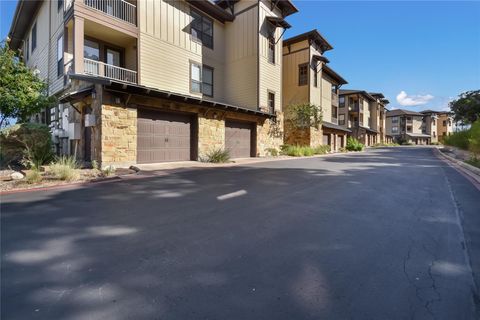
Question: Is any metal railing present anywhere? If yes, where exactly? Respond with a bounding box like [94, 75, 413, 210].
[84, 58, 137, 84]
[84, 0, 137, 25]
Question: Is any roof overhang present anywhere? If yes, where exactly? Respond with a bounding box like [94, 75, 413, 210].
[266, 16, 291, 29]
[216, 0, 298, 17]
[65, 74, 272, 118]
[339, 90, 376, 102]
[8, 0, 42, 51]
[360, 126, 379, 134]
[322, 121, 351, 133]
[284, 29, 333, 53]
[186, 0, 234, 23]
[322, 65, 348, 85]
[312, 54, 330, 64]
[59, 86, 95, 104]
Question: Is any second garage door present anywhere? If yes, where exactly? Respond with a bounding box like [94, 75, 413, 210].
[137, 109, 192, 163]
[225, 121, 253, 158]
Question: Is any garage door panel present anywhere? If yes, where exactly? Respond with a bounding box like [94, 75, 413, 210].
[137, 110, 192, 164]
[225, 121, 253, 158]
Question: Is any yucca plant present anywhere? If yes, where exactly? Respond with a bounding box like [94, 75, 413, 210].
[50, 156, 79, 181]
[200, 148, 231, 163]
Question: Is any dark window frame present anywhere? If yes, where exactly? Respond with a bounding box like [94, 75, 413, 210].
[298, 63, 308, 86]
[190, 61, 214, 97]
[57, 34, 64, 78]
[267, 90, 275, 114]
[31, 22, 37, 53]
[313, 66, 318, 87]
[339, 96, 345, 108]
[190, 9, 214, 50]
[339, 114, 345, 125]
[332, 106, 338, 119]
[267, 22, 276, 64]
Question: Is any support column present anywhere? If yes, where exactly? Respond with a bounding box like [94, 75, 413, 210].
[73, 16, 84, 75]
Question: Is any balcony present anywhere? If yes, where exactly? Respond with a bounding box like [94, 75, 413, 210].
[349, 103, 362, 113]
[84, 58, 137, 84]
[66, 0, 137, 26]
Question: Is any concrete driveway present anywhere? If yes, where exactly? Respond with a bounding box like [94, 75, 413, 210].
[2, 147, 479, 319]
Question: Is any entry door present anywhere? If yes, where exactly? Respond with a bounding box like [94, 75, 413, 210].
[137, 110, 192, 163]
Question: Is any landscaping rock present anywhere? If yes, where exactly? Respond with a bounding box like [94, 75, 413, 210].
[10, 171, 25, 180]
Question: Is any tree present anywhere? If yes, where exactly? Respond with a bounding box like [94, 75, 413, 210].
[0, 40, 55, 127]
[449, 90, 480, 125]
[286, 103, 323, 129]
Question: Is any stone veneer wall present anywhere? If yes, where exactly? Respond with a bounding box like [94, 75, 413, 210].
[101, 104, 137, 167]
[198, 115, 225, 157]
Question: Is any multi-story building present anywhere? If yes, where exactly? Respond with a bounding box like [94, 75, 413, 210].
[369, 93, 390, 143]
[386, 109, 430, 144]
[420, 110, 439, 143]
[338, 90, 384, 146]
[436, 112, 454, 140]
[8, 0, 297, 166]
[282, 29, 349, 151]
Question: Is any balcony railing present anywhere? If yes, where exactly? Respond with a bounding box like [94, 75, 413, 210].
[84, 0, 137, 25]
[84, 58, 137, 84]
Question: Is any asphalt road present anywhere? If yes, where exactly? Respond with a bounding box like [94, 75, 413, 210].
[2, 147, 479, 320]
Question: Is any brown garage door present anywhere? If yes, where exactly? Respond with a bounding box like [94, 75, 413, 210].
[137, 109, 192, 163]
[225, 121, 253, 158]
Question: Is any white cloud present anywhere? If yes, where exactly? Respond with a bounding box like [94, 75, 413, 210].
[396, 91, 434, 106]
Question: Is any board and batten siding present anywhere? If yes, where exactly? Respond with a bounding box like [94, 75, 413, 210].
[309, 45, 321, 108]
[362, 99, 370, 127]
[48, 1, 67, 95]
[282, 40, 309, 108]
[223, 1, 258, 109]
[258, 0, 282, 112]
[138, 0, 225, 103]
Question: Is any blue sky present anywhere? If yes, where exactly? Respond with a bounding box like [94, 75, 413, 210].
[1, 0, 479, 112]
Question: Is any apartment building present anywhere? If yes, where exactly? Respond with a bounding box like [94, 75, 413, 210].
[369, 93, 390, 143]
[420, 110, 439, 143]
[338, 90, 383, 146]
[436, 112, 454, 140]
[282, 30, 350, 151]
[8, 0, 297, 166]
[386, 109, 430, 144]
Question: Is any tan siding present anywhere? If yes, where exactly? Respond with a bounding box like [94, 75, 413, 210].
[309, 46, 321, 108]
[282, 48, 309, 107]
[321, 76, 332, 123]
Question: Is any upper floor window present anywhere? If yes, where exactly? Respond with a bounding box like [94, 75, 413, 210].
[392, 126, 399, 133]
[443, 120, 447, 127]
[268, 91, 275, 113]
[268, 37, 275, 64]
[432, 119, 436, 125]
[392, 117, 399, 123]
[58, 0, 63, 11]
[407, 125, 412, 133]
[339, 114, 345, 125]
[31, 22, 37, 52]
[57, 35, 64, 77]
[191, 10, 213, 49]
[191, 62, 213, 97]
[84, 39, 100, 61]
[339, 96, 345, 108]
[298, 63, 308, 86]
[313, 67, 318, 87]
[332, 107, 338, 119]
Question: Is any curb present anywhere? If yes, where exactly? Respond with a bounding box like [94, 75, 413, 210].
[434, 148, 480, 187]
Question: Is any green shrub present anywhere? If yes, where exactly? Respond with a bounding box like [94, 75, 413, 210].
[200, 148, 231, 163]
[430, 142, 441, 146]
[265, 148, 279, 157]
[50, 156, 79, 181]
[26, 169, 42, 184]
[346, 137, 364, 151]
[443, 130, 471, 150]
[91, 160, 99, 170]
[468, 121, 480, 158]
[313, 145, 331, 155]
[0, 123, 54, 169]
[466, 156, 480, 169]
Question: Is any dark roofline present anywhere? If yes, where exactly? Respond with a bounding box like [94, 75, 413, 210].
[186, 0, 234, 22]
[369, 92, 385, 99]
[386, 109, 424, 117]
[65, 74, 272, 117]
[322, 65, 348, 85]
[339, 89, 375, 101]
[8, 0, 42, 51]
[215, 0, 298, 17]
[283, 29, 333, 53]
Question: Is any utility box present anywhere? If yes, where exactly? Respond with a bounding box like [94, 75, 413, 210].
[85, 114, 96, 127]
[68, 123, 81, 140]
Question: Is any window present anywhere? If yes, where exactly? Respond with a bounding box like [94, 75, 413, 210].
[332, 107, 338, 119]
[406, 116, 412, 121]
[392, 117, 399, 123]
[443, 120, 447, 127]
[84, 39, 100, 61]
[268, 37, 275, 64]
[31, 22, 37, 52]
[58, 0, 63, 10]
[268, 91, 275, 113]
[407, 125, 412, 133]
[57, 35, 63, 77]
[190, 62, 213, 97]
[298, 63, 308, 86]
[25, 37, 29, 60]
[339, 96, 345, 108]
[191, 10, 213, 49]
[106, 49, 121, 67]
[392, 126, 399, 133]
[432, 119, 436, 125]
[433, 132, 436, 137]
[339, 114, 345, 125]
[313, 67, 318, 87]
